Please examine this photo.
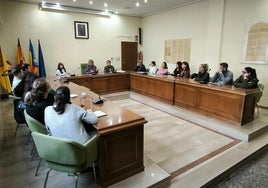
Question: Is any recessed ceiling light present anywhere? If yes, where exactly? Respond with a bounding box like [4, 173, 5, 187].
[144, 0, 148, 3]
[136, 2, 140, 7]
[104, 3, 108, 7]
[41, 1, 45, 4]
[73, 0, 76, 2]
[56, 2, 60, 7]
[89, 1, 93, 4]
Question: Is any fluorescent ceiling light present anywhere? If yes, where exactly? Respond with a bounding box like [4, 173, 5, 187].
[40, 3, 112, 17]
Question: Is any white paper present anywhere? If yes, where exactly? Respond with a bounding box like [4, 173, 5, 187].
[94, 110, 107, 117]
[70, 94, 78, 98]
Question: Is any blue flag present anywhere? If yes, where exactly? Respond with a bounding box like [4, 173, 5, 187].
[38, 40, 46, 77]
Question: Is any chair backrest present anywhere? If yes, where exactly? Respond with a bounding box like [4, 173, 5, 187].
[80, 63, 88, 75]
[32, 132, 85, 166]
[24, 110, 48, 134]
[256, 83, 264, 103]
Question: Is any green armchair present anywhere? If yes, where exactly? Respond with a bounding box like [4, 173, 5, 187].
[24, 110, 48, 176]
[256, 83, 264, 115]
[24, 110, 47, 134]
[80, 63, 88, 75]
[31, 132, 98, 188]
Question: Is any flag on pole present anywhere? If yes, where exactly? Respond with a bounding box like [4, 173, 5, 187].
[38, 40, 46, 77]
[17, 38, 25, 65]
[0, 46, 12, 93]
[29, 39, 38, 74]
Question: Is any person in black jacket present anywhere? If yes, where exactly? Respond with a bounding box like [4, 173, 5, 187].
[134, 61, 146, 72]
[234, 67, 258, 89]
[25, 78, 55, 125]
[194, 64, 210, 83]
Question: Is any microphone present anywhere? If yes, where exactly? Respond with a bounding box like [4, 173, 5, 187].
[92, 94, 103, 104]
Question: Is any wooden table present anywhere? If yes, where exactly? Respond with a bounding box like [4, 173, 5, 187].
[129, 73, 259, 126]
[130, 73, 175, 104]
[173, 78, 258, 125]
[47, 77, 147, 187]
[67, 73, 130, 95]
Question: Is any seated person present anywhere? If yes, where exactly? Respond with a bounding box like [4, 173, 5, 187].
[157, 62, 168, 75]
[56, 62, 67, 77]
[179, 61, 190, 78]
[211, 62, 233, 85]
[104, 60, 115, 73]
[134, 61, 146, 72]
[13, 72, 39, 123]
[24, 78, 54, 125]
[13, 72, 39, 99]
[173, 61, 182, 76]
[148, 61, 157, 75]
[234, 67, 259, 88]
[21, 63, 30, 75]
[194, 64, 210, 83]
[45, 86, 98, 144]
[11, 65, 23, 91]
[86, 59, 98, 75]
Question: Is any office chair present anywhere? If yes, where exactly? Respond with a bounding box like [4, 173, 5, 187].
[80, 63, 88, 75]
[32, 132, 98, 188]
[255, 83, 264, 115]
[9, 94, 27, 137]
[24, 110, 48, 176]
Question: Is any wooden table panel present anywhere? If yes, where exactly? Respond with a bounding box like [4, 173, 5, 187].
[174, 79, 259, 125]
[174, 83, 197, 108]
[130, 74, 147, 94]
[67, 73, 129, 95]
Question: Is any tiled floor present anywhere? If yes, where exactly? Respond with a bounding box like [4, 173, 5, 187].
[114, 99, 239, 177]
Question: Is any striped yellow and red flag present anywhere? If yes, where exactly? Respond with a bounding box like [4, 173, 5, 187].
[17, 38, 25, 65]
[0, 46, 12, 93]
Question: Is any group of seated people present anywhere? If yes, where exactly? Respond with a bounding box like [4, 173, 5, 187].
[11, 63, 98, 144]
[135, 61, 259, 89]
[55, 59, 116, 77]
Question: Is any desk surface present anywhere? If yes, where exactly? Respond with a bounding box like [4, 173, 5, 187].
[47, 76, 146, 133]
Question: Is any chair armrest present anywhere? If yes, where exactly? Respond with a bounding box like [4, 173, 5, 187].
[84, 135, 98, 165]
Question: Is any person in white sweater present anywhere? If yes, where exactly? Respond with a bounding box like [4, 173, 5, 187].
[45, 86, 98, 144]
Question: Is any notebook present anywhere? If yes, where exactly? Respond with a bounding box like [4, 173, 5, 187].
[94, 110, 107, 117]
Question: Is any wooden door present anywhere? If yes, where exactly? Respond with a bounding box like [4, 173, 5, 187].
[121, 42, 138, 71]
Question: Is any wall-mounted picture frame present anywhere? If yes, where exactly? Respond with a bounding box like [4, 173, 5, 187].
[74, 21, 89, 39]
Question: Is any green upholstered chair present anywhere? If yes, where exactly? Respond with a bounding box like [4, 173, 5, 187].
[256, 83, 264, 115]
[80, 63, 88, 75]
[24, 110, 48, 176]
[24, 110, 48, 134]
[31, 132, 98, 188]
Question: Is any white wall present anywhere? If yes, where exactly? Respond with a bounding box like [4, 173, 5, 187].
[142, 0, 209, 72]
[142, 0, 268, 107]
[0, 1, 141, 75]
[220, 0, 268, 106]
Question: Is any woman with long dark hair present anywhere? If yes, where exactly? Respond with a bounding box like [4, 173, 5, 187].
[179, 61, 190, 78]
[234, 67, 259, 88]
[45, 86, 98, 144]
[25, 78, 54, 125]
[56, 62, 67, 77]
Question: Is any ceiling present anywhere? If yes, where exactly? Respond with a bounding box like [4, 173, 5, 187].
[10, 0, 202, 17]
